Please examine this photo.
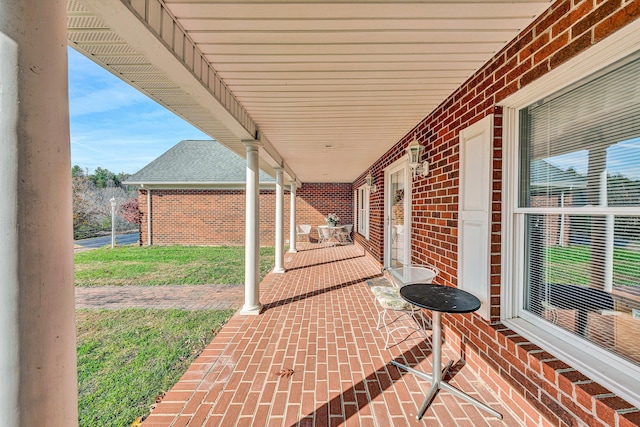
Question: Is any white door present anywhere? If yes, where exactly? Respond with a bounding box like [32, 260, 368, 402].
[458, 115, 493, 320]
[385, 161, 411, 268]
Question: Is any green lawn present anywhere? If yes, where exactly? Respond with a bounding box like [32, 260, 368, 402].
[75, 245, 272, 426]
[74, 245, 276, 286]
[77, 309, 235, 427]
[545, 245, 640, 286]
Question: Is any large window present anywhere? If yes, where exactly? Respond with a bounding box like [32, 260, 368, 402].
[515, 54, 640, 376]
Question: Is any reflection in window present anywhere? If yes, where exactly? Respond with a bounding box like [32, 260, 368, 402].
[519, 55, 640, 365]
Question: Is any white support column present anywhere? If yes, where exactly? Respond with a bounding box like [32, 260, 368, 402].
[559, 191, 566, 247]
[146, 187, 152, 246]
[0, 1, 78, 425]
[289, 182, 298, 253]
[600, 169, 614, 293]
[0, 25, 20, 427]
[273, 167, 285, 273]
[241, 140, 263, 315]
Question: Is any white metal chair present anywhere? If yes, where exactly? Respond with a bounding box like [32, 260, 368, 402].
[339, 224, 353, 243]
[371, 265, 439, 348]
[317, 225, 333, 245]
[296, 224, 311, 242]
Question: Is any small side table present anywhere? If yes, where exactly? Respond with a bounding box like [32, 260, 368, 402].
[385, 265, 438, 287]
[392, 283, 503, 421]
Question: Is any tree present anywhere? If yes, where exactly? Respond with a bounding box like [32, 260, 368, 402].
[71, 166, 138, 239]
[117, 172, 131, 183]
[91, 167, 120, 188]
[72, 165, 84, 177]
[120, 198, 142, 225]
[72, 174, 92, 234]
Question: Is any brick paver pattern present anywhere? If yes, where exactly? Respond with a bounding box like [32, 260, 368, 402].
[140, 243, 525, 427]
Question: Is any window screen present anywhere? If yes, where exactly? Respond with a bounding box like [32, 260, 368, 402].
[519, 54, 640, 365]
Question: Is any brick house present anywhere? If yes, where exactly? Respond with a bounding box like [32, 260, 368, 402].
[347, 4, 640, 425]
[529, 159, 585, 246]
[5, 2, 640, 426]
[125, 140, 353, 246]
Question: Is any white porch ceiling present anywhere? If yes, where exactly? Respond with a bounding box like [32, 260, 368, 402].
[68, 0, 552, 183]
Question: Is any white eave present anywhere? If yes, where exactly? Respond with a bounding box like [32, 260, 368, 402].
[67, 0, 553, 183]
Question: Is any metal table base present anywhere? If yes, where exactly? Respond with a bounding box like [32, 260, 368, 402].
[391, 311, 503, 421]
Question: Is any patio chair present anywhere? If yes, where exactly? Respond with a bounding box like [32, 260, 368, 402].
[371, 265, 439, 349]
[296, 224, 312, 242]
[317, 225, 333, 245]
[534, 282, 614, 337]
[339, 224, 353, 243]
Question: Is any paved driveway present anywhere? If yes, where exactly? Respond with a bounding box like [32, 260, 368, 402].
[74, 232, 139, 251]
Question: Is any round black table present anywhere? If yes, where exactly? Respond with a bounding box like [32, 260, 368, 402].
[391, 284, 502, 421]
[400, 283, 481, 313]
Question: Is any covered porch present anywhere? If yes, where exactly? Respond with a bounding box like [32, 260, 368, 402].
[2, 0, 640, 426]
[142, 243, 525, 427]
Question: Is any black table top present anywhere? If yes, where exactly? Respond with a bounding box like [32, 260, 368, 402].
[399, 284, 481, 313]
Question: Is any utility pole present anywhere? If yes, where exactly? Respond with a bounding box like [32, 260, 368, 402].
[110, 197, 116, 248]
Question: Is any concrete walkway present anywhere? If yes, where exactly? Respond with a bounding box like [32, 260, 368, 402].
[75, 284, 244, 310]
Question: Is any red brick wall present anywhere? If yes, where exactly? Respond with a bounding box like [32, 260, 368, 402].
[358, 1, 640, 426]
[296, 183, 354, 242]
[138, 183, 353, 246]
[531, 194, 574, 246]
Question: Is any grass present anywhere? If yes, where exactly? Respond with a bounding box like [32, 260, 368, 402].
[77, 308, 235, 427]
[75, 245, 270, 425]
[74, 245, 276, 286]
[545, 245, 640, 286]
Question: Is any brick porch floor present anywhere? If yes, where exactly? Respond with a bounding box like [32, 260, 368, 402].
[142, 243, 524, 427]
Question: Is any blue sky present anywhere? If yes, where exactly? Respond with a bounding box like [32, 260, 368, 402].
[68, 47, 209, 175]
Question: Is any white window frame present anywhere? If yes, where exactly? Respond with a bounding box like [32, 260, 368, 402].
[357, 184, 370, 240]
[499, 18, 640, 407]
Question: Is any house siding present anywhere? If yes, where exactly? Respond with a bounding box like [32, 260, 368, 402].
[138, 183, 353, 246]
[357, 1, 640, 426]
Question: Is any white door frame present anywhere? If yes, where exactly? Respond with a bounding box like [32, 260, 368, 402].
[384, 158, 412, 268]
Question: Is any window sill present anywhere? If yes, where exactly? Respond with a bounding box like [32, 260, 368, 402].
[504, 317, 640, 409]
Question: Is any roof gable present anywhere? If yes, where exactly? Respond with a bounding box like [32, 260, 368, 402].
[125, 140, 274, 184]
[530, 159, 586, 190]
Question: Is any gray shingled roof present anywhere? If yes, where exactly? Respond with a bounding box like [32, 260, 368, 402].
[124, 140, 274, 184]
